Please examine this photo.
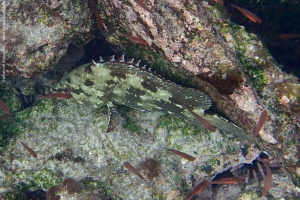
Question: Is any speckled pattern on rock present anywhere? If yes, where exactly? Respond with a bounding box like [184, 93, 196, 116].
[0, 0, 91, 78]
[0, 97, 258, 199]
[99, 0, 299, 186]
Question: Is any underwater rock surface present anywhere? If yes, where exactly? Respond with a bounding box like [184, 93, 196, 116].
[0, 0, 91, 78]
[0, 0, 299, 199]
[0, 98, 257, 199]
[99, 0, 299, 186]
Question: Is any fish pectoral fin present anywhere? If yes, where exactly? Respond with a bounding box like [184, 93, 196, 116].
[106, 105, 121, 133]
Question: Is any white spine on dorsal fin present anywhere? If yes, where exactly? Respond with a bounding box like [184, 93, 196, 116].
[134, 60, 141, 67]
[92, 60, 97, 65]
[125, 58, 134, 64]
[141, 65, 146, 69]
[116, 54, 125, 63]
[99, 56, 105, 63]
[109, 55, 116, 62]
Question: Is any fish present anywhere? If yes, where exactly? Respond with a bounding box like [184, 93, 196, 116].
[276, 33, 300, 40]
[124, 34, 148, 45]
[262, 164, 272, 197]
[214, 0, 224, 5]
[20, 141, 38, 159]
[88, 0, 105, 32]
[37, 92, 73, 99]
[210, 177, 244, 184]
[252, 110, 267, 141]
[134, 0, 151, 13]
[231, 4, 262, 24]
[123, 162, 145, 180]
[96, 14, 105, 32]
[186, 108, 216, 132]
[256, 161, 265, 177]
[252, 167, 258, 182]
[0, 98, 12, 117]
[57, 56, 251, 142]
[185, 180, 209, 200]
[167, 148, 195, 161]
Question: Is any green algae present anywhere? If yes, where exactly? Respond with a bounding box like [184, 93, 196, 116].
[0, 85, 22, 153]
[201, 158, 219, 175]
[4, 168, 62, 198]
[156, 114, 204, 139]
[118, 107, 140, 134]
[37, 11, 51, 26]
[230, 24, 269, 93]
[80, 177, 119, 199]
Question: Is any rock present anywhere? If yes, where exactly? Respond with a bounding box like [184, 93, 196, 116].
[0, 0, 92, 78]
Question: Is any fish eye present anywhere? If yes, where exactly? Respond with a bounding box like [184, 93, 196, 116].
[64, 87, 70, 93]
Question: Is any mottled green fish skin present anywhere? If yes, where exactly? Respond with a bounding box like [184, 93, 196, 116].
[59, 62, 211, 115]
[58, 61, 250, 141]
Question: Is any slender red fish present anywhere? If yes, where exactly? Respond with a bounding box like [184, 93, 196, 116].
[210, 177, 244, 184]
[187, 109, 216, 132]
[185, 180, 209, 200]
[252, 168, 258, 182]
[276, 33, 300, 40]
[37, 93, 73, 99]
[88, 0, 105, 32]
[124, 34, 148, 45]
[20, 141, 38, 159]
[134, 0, 151, 13]
[231, 4, 262, 24]
[253, 110, 267, 140]
[262, 164, 272, 197]
[123, 162, 145, 180]
[0, 98, 13, 121]
[214, 0, 224, 5]
[167, 148, 195, 161]
[0, 98, 12, 116]
[96, 13, 105, 32]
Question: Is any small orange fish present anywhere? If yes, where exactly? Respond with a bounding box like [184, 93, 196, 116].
[252, 168, 258, 182]
[262, 165, 272, 197]
[185, 180, 209, 200]
[0, 98, 12, 116]
[210, 177, 244, 184]
[37, 93, 73, 99]
[0, 98, 13, 121]
[231, 4, 262, 24]
[123, 162, 145, 180]
[96, 13, 105, 32]
[20, 141, 38, 159]
[187, 109, 216, 132]
[276, 33, 300, 40]
[134, 0, 151, 13]
[256, 161, 265, 177]
[214, 0, 224, 5]
[88, 0, 105, 32]
[124, 34, 148, 45]
[252, 110, 267, 141]
[167, 148, 195, 161]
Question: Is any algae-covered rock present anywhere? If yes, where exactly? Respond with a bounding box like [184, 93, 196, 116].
[0, 0, 92, 78]
[0, 0, 300, 199]
[0, 91, 257, 199]
[98, 0, 299, 189]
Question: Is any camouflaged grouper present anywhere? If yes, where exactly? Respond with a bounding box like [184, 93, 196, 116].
[57, 56, 250, 141]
